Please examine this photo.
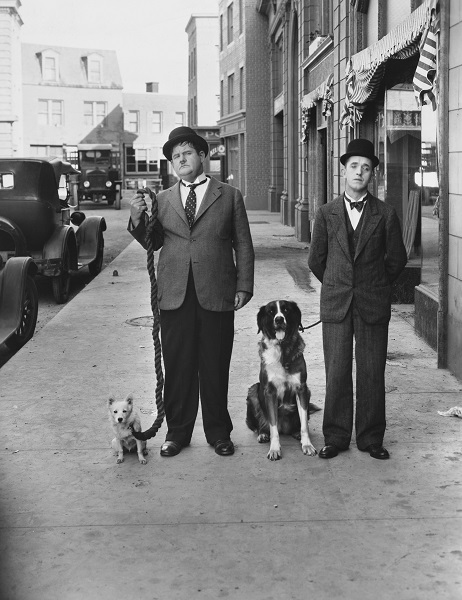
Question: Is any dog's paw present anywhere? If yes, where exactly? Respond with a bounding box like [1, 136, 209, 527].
[302, 443, 317, 456]
[267, 448, 282, 461]
[257, 433, 270, 444]
[116, 457, 124, 464]
[138, 457, 147, 465]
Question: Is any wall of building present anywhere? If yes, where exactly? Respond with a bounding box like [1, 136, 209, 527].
[21, 43, 124, 153]
[0, 1, 23, 157]
[218, 0, 270, 209]
[447, 0, 462, 378]
[193, 16, 220, 126]
[243, 0, 271, 209]
[122, 92, 187, 160]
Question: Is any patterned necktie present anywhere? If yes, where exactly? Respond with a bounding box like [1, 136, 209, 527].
[183, 179, 207, 227]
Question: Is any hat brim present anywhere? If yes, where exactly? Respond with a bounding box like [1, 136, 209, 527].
[340, 152, 379, 169]
[162, 133, 209, 161]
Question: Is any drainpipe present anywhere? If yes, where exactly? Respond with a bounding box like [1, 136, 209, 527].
[437, 1, 449, 369]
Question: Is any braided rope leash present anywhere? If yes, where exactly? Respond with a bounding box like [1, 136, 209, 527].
[131, 187, 165, 441]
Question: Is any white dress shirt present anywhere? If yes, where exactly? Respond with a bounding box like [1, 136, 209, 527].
[180, 174, 210, 216]
[344, 191, 367, 230]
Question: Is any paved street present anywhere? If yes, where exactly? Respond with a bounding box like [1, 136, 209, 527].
[0, 211, 461, 600]
[0, 197, 134, 368]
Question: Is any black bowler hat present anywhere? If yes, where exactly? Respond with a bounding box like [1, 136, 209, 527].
[162, 126, 209, 161]
[340, 138, 379, 168]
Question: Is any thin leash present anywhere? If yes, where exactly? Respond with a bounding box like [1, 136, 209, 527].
[131, 187, 165, 441]
[299, 319, 321, 333]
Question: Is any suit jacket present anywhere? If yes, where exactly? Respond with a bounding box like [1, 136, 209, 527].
[130, 176, 255, 311]
[308, 193, 407, 324]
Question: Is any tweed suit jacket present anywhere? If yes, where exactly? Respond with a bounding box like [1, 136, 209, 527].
[308, 193, 407, 325]
[130, 176, 255, 312]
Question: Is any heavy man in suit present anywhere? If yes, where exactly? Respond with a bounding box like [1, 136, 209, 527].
[308, 139, 407, 460]
[129, 127, 254, 457]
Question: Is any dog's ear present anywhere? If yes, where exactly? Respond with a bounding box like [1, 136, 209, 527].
[108, 395, 115, 406]
[290, 302, 302, 328]
[125, 393, 134, 405]
[256, 305, 267, 334]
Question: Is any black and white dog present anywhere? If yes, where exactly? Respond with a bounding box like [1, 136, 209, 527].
[246, 300, 319, 461]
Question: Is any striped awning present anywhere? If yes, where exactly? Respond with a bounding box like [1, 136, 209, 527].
[340, 0, 438, 129]
[301, 74, 334, 142]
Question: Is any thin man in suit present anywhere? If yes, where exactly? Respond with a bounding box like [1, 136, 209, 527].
[129, 127, 255, 457]
[308, 139, 407, 460]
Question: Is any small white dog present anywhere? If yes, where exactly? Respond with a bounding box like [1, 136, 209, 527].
[108, 394, 147, 464]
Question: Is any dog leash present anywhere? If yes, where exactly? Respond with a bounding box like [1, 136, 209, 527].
[299, 319, 321, 332]
[131, 187, 165, 441]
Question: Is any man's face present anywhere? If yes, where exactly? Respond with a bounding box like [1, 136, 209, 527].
[171, 142, 205, 182]
[342, 155, 373, 197]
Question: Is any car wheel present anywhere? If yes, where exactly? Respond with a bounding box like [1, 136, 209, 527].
[52, 248, 71, 304]
[5, 276, 39, 352]
[88, 231, 104, 277]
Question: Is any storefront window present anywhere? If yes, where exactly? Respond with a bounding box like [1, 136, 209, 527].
[375, 84, 439, 297]
[419, 104, 439, 292]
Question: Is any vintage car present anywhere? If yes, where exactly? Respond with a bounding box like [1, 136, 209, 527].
[0, 256, 38, 351]
[0, 158, 107, 326]
[76, 143, 122, 209]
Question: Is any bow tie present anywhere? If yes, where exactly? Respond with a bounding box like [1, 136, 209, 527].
[348, 199, 365, 212]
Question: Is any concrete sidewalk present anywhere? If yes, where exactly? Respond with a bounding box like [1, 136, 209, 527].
[0, 211, 461, 600]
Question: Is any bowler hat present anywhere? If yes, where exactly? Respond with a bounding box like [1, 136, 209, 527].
[162, 126, 209, 161]
[340, 138, 379, 168]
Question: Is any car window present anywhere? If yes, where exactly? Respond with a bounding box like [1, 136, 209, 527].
[0, 172, 14, 189]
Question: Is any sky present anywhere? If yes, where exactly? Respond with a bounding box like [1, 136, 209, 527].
[19, 0, 219, 96]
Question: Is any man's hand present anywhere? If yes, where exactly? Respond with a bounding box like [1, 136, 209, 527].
[234, 291, 252, 311]
[129, 191, 148, 228]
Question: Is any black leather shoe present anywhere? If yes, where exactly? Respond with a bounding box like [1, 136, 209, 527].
[214, 439, 235, 456]
[160, 441, 182, 457]
[365, 444, 390, 460]
[319, 444, 339, 459]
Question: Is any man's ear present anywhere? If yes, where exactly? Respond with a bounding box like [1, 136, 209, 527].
[341, 166, 346, 178]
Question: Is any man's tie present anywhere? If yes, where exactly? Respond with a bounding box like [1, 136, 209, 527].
[182, 179, 207, 227]
[349, 199, 365, 212]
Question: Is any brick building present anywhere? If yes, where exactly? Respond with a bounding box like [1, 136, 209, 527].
[185, 14, 223, 180]
[217, 0, 271, 209]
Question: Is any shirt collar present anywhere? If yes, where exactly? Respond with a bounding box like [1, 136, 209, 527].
[181, 173, 208, 187]
[344, 190, 368, 204]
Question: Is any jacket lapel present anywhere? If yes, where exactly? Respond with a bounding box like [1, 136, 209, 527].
[167, 181, 189, 227]
[329, 196, 351, 262]
[194, 176, 221, 222]
[354, 195, 382, 260]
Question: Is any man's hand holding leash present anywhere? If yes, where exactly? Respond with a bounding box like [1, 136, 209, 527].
[129, 191, 149, 228]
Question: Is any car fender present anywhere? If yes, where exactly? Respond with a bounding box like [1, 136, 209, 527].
[42, 226, 78, 272]
[75, 216, 106, 265]
[0, 216, 28, 255]
[0, 257, 37, 345]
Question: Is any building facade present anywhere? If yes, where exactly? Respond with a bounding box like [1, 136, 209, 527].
[0, 0, 23, 157]
[217, 0, 271, 208]
[122, 86, 186, 190]
[21, 43, 124, 160]
[19, 42, 187, 191]
[186, 14, 223, 180]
